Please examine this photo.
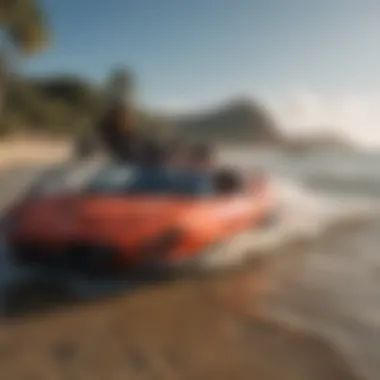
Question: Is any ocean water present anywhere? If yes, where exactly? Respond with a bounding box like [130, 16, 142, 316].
[1, 150, 380, 379]
[220, 148, 380, 380]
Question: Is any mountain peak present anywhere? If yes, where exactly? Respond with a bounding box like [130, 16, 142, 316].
[176, 96, 283, 145]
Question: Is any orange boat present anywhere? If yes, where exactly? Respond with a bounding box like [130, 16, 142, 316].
[3, 165, 276, 275]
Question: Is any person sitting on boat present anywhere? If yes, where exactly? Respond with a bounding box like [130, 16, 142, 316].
[97, 67, 145, 164]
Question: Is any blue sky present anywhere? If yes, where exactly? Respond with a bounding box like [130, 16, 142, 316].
[23, 0, 380, 143]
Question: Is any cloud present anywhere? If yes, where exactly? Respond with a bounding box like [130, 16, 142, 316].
[267, 91, 380, 147]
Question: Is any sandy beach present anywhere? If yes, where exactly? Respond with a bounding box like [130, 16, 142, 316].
[0, 259, 362, 380]
[0, 138, 71, 168]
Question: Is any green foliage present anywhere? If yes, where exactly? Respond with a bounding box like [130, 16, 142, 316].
[2, 73, 176, 139]
[0, 0, 50, 55]
[0, 1, 176, 141]
[4, 75, 96, 134]
[1, 0, 51, 137]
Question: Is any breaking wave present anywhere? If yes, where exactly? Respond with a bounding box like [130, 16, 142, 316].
[197, 161, 380, 269]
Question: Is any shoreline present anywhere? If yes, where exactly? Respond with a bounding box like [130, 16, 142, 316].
[0, 261, 363, 380]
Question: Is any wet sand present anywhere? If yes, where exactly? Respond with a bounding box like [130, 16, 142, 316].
[0, 254, 363, 380]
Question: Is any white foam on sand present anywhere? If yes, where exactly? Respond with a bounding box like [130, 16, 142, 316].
[197, 176, 380, 269]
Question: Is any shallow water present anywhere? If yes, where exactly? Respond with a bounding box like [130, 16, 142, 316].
[220, 149, 380, 380]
